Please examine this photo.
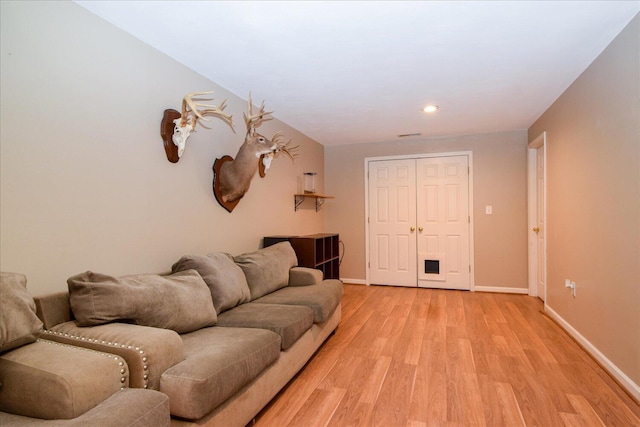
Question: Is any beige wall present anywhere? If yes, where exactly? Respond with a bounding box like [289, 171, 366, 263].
[325, 131, 529, 289]
[0, 1, 325, 296]
[529, 14, 639, 387]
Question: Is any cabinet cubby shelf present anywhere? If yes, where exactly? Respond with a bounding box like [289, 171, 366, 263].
[264, 233, 340, 280]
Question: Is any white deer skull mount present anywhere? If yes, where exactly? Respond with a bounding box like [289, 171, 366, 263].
[161, 91, 234, 163]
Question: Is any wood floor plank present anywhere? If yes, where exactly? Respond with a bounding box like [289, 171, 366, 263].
[254, 285, 640, 427]
[522, 347, 577, 413]
[493, 381, 526, 427]
[370, 359, 417, 427]
[409, 359, 446, 423]
[287, 387, 346, 427]
[404, 317, 426, 366]
[326, 358, 384, 426]
[560, 360, 640, 426]
[476, 374, 506, 427]
[358, 356, 392, 405]
[565, 393, 605, 426]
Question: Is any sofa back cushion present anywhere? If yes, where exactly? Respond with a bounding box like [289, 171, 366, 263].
[234, 242, 298, 300]
[0, 272, 43, 353]
[172, 253, 251, 314]
[68, 270, 216, 333]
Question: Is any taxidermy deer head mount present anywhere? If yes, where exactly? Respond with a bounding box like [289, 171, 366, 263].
[212, 94, 299, 212]
[161, 91, 234, 163]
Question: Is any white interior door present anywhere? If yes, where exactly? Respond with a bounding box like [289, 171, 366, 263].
[368, 155, 471, 290]
[368, 159, 417, 287]
[416, 156, 470, 290]
[536, 146, 546, 300]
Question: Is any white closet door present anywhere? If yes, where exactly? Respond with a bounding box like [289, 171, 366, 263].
[368, 159, 417, 287]
[416, 156, 470, 290]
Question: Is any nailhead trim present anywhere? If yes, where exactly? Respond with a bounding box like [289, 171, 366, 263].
[38, 338, 128, 390]
[43, 329, 149, 388]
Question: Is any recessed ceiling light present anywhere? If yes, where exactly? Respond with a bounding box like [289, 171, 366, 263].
[423, 105, 439, 113]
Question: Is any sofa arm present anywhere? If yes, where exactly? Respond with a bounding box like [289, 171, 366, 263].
[288, 267, 323, 287]
[0, 388, 170, 427]
[0, 339, 129, 420]
[35, 291, 73, 329]
[43, 321, 184, 390]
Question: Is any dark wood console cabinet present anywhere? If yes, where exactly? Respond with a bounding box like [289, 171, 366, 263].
[264, 233, 340, 280]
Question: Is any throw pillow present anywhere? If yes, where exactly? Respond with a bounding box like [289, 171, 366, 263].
[0, 272, 43, 353]
[172, 253, 251, 314]
[234, 242, 298, 300]
[67, 269, 216, 333]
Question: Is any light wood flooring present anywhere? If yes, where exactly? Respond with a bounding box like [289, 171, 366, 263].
[254, 284, 640, 426]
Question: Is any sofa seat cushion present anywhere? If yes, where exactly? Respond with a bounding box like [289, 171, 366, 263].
[252, 279, 344, 323]
[217, 303, 314, 350]
[234, 242, 298, 300]
[160, 327, 280, 420]
[0, 339, 128, 420]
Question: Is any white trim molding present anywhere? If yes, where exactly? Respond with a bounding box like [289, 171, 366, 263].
[474, 286, 529, 294]
[341, 278, 366, 285]
[527, 131, 547, 302]
[545, 305, 640, 402]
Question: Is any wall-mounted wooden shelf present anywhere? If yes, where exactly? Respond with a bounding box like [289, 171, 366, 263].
[294, 193, 335, 212]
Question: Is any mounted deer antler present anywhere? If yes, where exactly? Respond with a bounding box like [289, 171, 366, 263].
[173, 91, 234, 158]
[243, 95, 272, 137]
[212, 94, 298, 212]
[161, 91, 234, 162]
[178, 91, 234, 130]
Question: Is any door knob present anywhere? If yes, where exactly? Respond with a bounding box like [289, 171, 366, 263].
[533, 227, 540, 233]
[418, 226, 423, 232]
[410, 226, 415, 232]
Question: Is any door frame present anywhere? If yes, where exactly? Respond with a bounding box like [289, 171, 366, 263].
[527, 132, 547, 301]
[364, 151, 475, 290]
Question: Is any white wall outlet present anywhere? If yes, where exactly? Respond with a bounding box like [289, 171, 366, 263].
[485, 205, 493, 215]
[565, 279, 577, 297]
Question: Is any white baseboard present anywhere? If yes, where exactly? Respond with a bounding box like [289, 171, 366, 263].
[340, 278, 366, 285]
[474, 286, 529, 294]
[545, 305, 640, 402]
[340, 282, 529, 291]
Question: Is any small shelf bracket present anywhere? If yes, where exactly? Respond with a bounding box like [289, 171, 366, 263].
[294, 193, 335, 212]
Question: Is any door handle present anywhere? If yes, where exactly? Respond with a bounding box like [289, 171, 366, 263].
[533, 227, 540, 233]
[418, 226, 423, 232]
[410, 226, 415, 232]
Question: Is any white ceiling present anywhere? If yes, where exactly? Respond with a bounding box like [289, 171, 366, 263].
[75, 1, 639, 146]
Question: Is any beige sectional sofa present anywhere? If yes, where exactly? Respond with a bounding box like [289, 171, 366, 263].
[30, 242, 343, 427]
[0, 272, 171, 427]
